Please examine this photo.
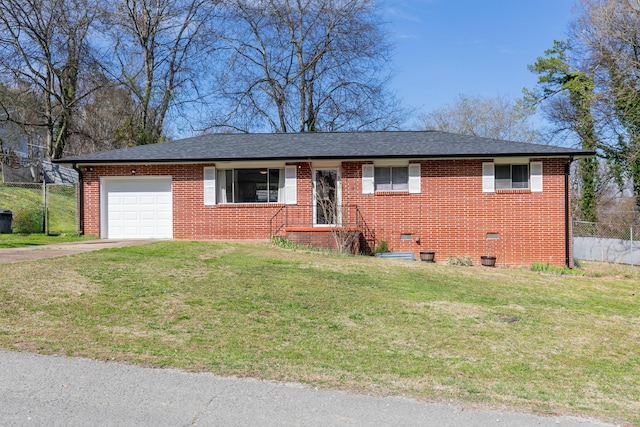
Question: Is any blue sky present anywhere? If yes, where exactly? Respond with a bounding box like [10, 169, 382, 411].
[385, 0, 576, 127]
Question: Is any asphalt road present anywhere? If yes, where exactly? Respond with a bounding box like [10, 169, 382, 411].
[0, 350, 614, 427]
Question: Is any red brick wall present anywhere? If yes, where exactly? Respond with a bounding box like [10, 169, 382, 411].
[82, 158, 571, 267]
[343, 159, 570, 267]
[82, 163, 286, 240]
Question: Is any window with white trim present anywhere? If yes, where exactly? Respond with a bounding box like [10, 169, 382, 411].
[204, 166, 297, 205]
[482, 161, 543, 192]
[374, 166, 408, 191]
[495, 164, 529, 189]
[217, 168, 283, 203]
[362, 164, 420, 194]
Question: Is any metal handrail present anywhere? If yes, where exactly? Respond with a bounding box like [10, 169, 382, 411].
[269, 204, 377, 254]
[354, 205, 376, 250]
[269, 205, 287, 236]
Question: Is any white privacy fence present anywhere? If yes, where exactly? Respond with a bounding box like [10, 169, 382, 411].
[573, 221, 640, 266]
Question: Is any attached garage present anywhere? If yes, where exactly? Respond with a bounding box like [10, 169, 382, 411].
[101, 177, 173, 239]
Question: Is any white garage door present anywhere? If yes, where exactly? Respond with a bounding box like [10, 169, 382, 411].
[103, 177, 173, 239]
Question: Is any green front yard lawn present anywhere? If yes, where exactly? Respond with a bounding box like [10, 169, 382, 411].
[0, 241, 638, 425]
[0, 233, 94, 248]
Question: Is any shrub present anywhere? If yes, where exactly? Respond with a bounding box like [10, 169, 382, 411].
[531, 262, 583, 276]
[375, 240, 388, 254]
[270, 236, 316, 251]
[12, 208, 44, 234]
[445, 255, 473, 266]
[270, 236, 298, 249]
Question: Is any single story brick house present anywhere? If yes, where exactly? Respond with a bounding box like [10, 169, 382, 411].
[56, 131, 593, 267]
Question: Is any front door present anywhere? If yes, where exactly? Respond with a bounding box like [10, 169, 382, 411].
[313, 168, 340, 226]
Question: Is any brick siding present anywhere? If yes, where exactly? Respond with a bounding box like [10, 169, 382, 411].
[343, 159, 570, 267]
[81, 158, 571, 267]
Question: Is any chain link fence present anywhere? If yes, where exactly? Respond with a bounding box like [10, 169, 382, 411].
[573, 220, 640, 266]
[45, 183, 79, 235]
[0, 182, 78, 235]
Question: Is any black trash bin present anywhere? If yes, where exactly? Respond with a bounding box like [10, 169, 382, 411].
[0, 209, 13, 234]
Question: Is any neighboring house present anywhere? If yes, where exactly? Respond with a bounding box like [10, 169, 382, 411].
[55, 131, 593, 267]
[1, 159, 78, 185]
[43, 162, 79, 185]
[0, 123, 77, 184]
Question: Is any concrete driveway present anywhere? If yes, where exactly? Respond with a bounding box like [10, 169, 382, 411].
[0, 350, 614, 427]
[0, 239, 157, 264]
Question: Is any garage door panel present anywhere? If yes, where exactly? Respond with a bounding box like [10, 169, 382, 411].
[157, 211, 172, 220]
[124, 195, 139, 203]
[124, 226, 139, 235]
[104, 178, 173, 239]
[140, 213, 156, 222]
[108, 195, 123, 205]
[140, 195, 156, 205]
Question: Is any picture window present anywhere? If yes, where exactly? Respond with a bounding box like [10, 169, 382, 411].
[217, 168, 283, 203]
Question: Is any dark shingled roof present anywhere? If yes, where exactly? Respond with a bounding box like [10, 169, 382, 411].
[55, 131, 594, 164]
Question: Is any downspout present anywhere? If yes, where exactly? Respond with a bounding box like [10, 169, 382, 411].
[564, 157, 574, 268]
[72, 163, 84, 235]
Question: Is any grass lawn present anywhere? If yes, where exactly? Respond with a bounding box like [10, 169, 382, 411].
[0, 184, 77, 234]
[0, 233, 95, 248]
[0, 241, 638, 425]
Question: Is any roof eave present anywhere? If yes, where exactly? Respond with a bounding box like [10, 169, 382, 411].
[55, 150, 595, 166]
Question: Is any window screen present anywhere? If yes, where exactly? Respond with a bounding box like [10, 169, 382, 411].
[374, 166, 408, 191]
[495, 164, 528, 190]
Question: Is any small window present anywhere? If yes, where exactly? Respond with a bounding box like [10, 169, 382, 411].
[495, 164, 529, 190]
[374, 166, 408, 191]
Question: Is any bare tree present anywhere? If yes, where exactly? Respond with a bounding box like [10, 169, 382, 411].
[417, 94, 540, 143]
[0, 0, 99, 159]
[209, 0, 402, 133]
[0, 83, 47, 161]
[66, 78, 139, 155]
[102, 0, 221, 145]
